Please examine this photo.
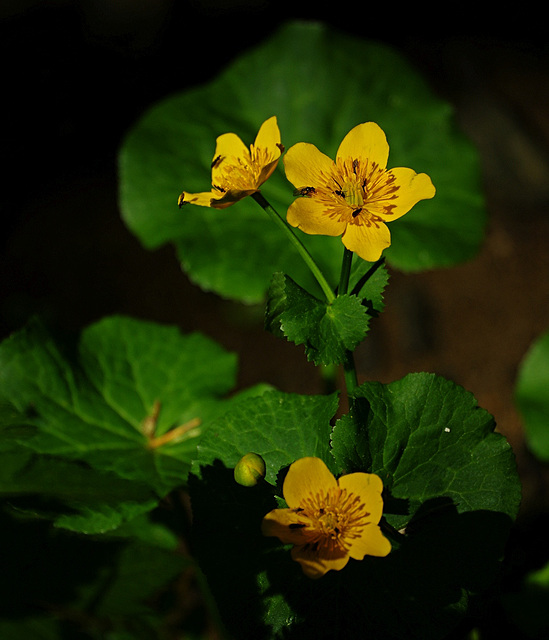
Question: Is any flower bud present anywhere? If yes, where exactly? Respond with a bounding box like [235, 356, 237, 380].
[234, 453, 266, 486]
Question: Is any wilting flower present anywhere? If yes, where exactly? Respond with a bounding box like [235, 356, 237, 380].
[178, 116, 284, 209]
[262, 457, 390, 579]
[284, 122, 435, 262]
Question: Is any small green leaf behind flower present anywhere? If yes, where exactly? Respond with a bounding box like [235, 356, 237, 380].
[265, 272, 370, 365]
[348, 257, 390, 317]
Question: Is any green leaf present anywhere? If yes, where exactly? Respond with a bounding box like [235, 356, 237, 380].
[349, 258, 390, 317]
[0, 506, 187, 639]
[332, 372, 520, 527]
[119, 21, 486, 304]
[515, 329, 549, 461]
[0, 316, 237, 496]
[0, 449, 158, 534]
[192, 388, 340, 483]
[265, 272, 369, 365]
[189, 389, 342, 638]
[189, 374, 519, 639]
[77, 541, 190, 618]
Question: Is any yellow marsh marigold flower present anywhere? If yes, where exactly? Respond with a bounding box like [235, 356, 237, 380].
[178, 116, 284, 209]
[284, 122, 436, 262]
[262, 457, 390, 579]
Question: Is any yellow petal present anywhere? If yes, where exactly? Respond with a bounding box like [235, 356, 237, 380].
[374, 168, 436, 222]
[257, 157, 281, 187]
[341, 219, 391, 262]
[254, 116, 281, 151]
[210, 188, 258, 208]
[336, 122, 389, 170]
[261, 508, 309, 545]
[337, 472, 385, 524]
[210, 133, 250, 186]
[283, 142, 335, 190]
[213, 132, 249, 160]
[291, 545, 350, 579]
[178, 190, 220, 208]
[287, 198, 346, 237]
[283, 457, 337, 510]
[346, 523, 392, 560]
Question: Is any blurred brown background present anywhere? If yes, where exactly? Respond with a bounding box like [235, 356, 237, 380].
[1, 0, 549, 535]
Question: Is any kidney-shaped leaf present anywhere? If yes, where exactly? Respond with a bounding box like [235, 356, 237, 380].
[332, 372, 520, 528]
[0, 316, 237, 496]
[189, 373, 520, 639]
[119, 21, 486, 303]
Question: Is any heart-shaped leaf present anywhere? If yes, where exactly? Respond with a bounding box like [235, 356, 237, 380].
[119, 21, 486, 304]
[189, 374, 520, 639]
[0, 316, 238, 497]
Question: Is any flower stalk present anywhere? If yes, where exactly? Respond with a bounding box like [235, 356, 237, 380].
[251, 192, 335, 304]
[337, 248, 359, 393]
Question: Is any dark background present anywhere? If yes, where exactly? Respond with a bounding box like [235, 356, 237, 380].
[2, 0, 549, 532]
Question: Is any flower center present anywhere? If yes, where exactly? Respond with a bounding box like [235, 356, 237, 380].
[216, 157, 255, 191]
[213, 145, 276, 193]
[296, 486, 370, 553]
[341, 179, 364, 208]
[319, 157, 401, 226]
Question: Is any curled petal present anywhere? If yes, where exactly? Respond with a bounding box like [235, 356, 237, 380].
[179, 190, 221, 208]
[336, 122, 389, 170]
[210, 188, 258, 208]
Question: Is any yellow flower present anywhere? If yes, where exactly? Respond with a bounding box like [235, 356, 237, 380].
[178, 116, 284, 209]
[283, 122, 436, 262]
[262, 457, 390, 579]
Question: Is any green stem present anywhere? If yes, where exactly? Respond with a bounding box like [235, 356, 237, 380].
[343, 352, 358, 393]
[338, 247, 359, 393]
[252, 191, 335, 303]
[338, 247, 353, 296]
